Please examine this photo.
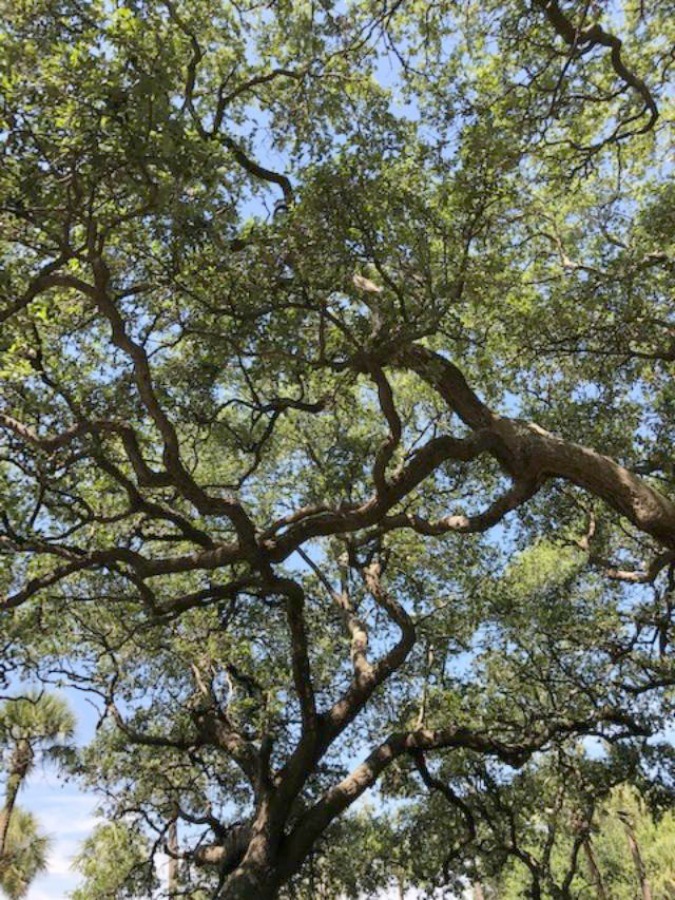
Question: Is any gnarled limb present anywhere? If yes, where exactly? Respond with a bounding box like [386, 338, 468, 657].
[534, 0, 658, 144]
[397, 345, 675, 550]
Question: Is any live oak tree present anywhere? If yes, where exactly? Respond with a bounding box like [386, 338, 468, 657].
[1, 1, 674, 898]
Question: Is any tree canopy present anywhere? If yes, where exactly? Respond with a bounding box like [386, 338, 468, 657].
[0, 0, 674, 897]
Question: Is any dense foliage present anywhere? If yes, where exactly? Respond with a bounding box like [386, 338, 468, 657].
[1, 0, 674, 897]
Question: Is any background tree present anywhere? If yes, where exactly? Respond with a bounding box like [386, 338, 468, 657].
[474, 778, 675, 900]
[0, 1, 674, 897]
[69, 821, 158, 900]
[0, 693, 74, 864]
[0, 808, 50, 900]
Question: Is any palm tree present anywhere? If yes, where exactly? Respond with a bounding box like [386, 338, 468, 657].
[0, 692, 75, 861]
[0, 808, 50, 900]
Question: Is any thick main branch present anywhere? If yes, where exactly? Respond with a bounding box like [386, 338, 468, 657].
[397, 345, 675, 550]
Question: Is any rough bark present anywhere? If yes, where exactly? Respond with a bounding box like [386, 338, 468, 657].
[218, 871, 278, 900]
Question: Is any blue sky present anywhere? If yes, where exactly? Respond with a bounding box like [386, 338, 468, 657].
[22, 771, 97, 900]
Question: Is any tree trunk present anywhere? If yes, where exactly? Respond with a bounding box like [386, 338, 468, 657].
[582, 836, 608, 900]
[0, 739, 33, 860]
[623, 820, 652, 900]
[473, 881, 486, 900]
[217, 861, 279, 900]
[167, 813, 179, 898]
[217, 802, 283, 900]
